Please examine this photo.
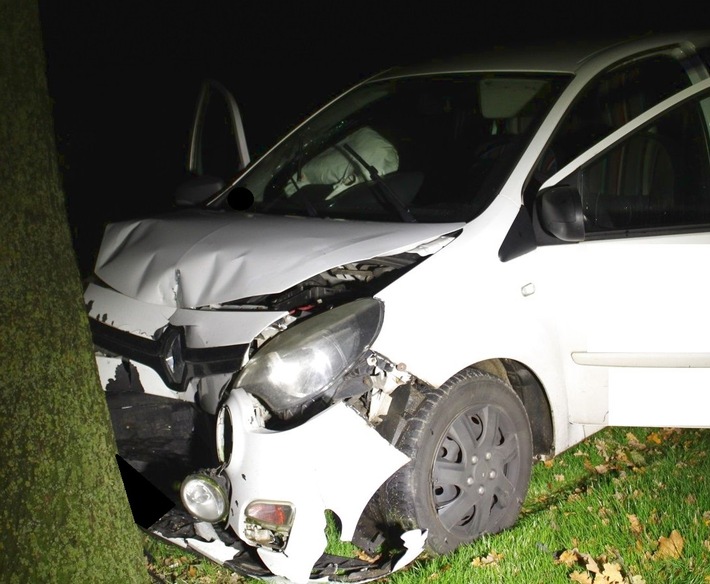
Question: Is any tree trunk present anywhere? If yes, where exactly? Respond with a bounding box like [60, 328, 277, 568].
[0, 2, 148, 581]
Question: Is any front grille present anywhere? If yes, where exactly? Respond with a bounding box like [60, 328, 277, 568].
[90, 319, 248, 391]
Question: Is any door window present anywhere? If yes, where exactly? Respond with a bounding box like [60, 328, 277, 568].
[579, 93, 710, 234]
[534, 53, 694, 187]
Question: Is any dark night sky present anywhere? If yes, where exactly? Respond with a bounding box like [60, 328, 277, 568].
[37, 1, 708, 276]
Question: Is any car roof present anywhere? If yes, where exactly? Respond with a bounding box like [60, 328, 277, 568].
[370, 30, 710, 80]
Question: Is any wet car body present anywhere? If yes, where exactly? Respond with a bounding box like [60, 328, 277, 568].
[86, 31, 710, 582]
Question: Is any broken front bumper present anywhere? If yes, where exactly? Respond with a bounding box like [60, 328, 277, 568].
[153, 389, 425, 583]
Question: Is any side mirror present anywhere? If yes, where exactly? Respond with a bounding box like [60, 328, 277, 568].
[537, 185, 585, 242]
[174, 175, 226, 207]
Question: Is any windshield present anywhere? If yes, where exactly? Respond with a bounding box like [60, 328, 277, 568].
[215, 73, 570, 222]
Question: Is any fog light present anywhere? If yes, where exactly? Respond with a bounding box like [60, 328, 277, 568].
[244, 501, 295, 550]
[180, 473, 228, 523]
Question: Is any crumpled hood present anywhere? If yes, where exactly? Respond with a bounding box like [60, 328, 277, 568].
[94, 209, 461, 308]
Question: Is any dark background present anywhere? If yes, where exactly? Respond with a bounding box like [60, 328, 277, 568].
[38, 1, 707, 277]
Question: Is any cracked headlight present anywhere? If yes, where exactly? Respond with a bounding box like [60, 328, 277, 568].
[236, 298, 383, 417]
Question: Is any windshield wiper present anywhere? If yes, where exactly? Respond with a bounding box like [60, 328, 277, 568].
[337, 143, 416, 223]
[261, 138, 320, 217]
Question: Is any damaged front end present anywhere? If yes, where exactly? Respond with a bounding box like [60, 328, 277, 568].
[84, 234, 460, 581]
[147, 298, 428, 582]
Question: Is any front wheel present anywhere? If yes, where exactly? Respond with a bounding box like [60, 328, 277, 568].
[382, 368, 533, 554]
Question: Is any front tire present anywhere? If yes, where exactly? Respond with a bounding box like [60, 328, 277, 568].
[382, 368, 533, 554]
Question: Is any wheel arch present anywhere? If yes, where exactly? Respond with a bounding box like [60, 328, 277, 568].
[470, 358, 554, 459]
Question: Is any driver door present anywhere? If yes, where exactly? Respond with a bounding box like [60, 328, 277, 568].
[536, 78, 710, 428]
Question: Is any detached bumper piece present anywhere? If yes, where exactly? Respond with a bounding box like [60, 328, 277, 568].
[149, 508, 426, 583]
[150, 509, 272, 578]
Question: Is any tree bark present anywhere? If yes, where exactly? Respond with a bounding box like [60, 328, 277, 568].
[0, 1, 148, 581]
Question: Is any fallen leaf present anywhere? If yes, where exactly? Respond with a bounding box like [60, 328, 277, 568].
[582, 552, 600, 574]
[595, 439, 609, 458]
[629, 451, 646, 466]
[616, 450, 631, 466]
[557, 548, 609, 577]
[647, 432, 662, 445]
[570, 571, 593, 584]
[626, 432, 646, 450]
[555, 474, 566, 482]
[544, 459, 555, 468]
[595, 464, 610, 475]
[187, 565, 198, 578]
[630, 576, 647, 584]
[600, 562, 624, 583]
[471, 550, 503, 567]
[653, 529, 684, 560]
[627, 514, 643, 536]
[356, 549, 381, 563]
[556, 549, 579, 567]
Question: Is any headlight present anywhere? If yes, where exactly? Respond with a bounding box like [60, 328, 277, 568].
[180, 473, 229, 523]
[235, 298, 383, 416]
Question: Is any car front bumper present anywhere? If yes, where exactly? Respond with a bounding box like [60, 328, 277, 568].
[153, 388, 425, 583]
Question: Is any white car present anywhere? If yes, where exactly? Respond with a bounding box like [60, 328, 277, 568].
[85, 31, 710, 583]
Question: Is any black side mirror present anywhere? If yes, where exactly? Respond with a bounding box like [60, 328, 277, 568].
[537, 185, 585, 242]
[174, 175, 226, 207]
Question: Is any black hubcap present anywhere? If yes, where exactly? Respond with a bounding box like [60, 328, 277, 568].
[431, 404, 521, 537]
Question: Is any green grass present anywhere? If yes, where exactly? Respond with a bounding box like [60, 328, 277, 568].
[144, 427, 710, 583]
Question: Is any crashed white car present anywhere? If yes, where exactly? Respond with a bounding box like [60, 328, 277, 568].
[86, 31, 710, 583]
